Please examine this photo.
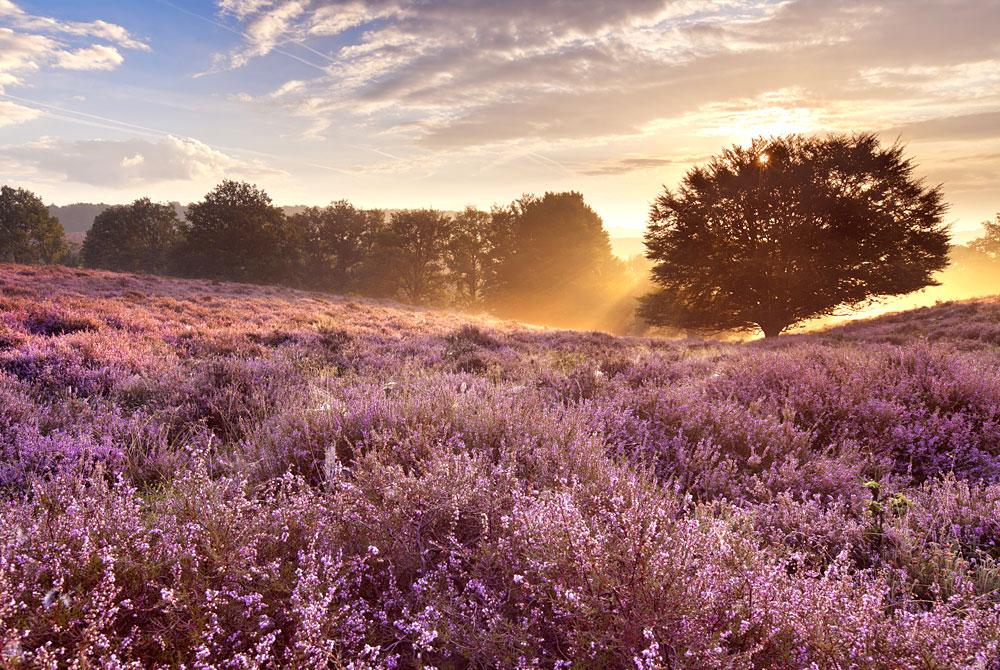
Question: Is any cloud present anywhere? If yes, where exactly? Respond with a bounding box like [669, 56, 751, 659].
[581, 157, 677, 176]
[208, 0, 1000, 152]
[0, 1, 149, 51]
[4, 136, 281, 187]
[226, 0, 307, 69]
[56, 44, 124, 71]
[0, 1, 146, 118]
[0, 99, 41, 127]
[883, 111, 1000, 143]
[0, 27, 55, 88]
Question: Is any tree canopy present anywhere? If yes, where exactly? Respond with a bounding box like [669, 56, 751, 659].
[492, 192, 620, 326]
[377, 209, 454, 304]
[82, 198, 182, 274]
[0, 185, 68, 265]
[446, 207, 509, 305]
[287, 201, 384, 291]
[641, 134, 951, 338]
[0, 180, 643, 333]
[176, 181, 290, 283]
[969, 214, 1000, 261]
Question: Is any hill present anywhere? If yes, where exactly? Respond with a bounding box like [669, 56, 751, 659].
[47, 202, 187, 233]
[0, 264, 997, 666]
[819, 295, 1000, 346]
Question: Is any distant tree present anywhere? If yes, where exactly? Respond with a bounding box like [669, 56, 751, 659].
[288, 201, 384, 291]
[0, 186, 68, 264]
[375, 209, 453, 304]
[81, 198, 182, 273]
[969, 214, 1000, 261]
[641, 134, 951, 338]
[176, 181, 289, 282]
[47, 203, 111, 234]
[492, 191, 619, 325]
[446, 206, 509, 305]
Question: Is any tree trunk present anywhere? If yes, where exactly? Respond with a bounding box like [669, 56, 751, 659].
[760, 323, 784, 339]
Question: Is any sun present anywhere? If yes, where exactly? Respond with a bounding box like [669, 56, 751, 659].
[704, 106, 820, 141]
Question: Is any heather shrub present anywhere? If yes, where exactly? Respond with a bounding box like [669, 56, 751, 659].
[22, 306, 101, 337]
[0, 264, 999, 666]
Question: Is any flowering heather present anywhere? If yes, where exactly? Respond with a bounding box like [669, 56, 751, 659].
[0, 263, 999, 668]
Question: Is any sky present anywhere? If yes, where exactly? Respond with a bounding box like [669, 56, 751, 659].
[0, 0, 998, 238]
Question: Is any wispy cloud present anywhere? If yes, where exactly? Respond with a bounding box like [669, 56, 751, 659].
[56, 45, 125, 71]
[581, 157, 677, 177]
[6, 136, 282, 187]
[883, 111, 1000, 143]
[0, 98, 40, 127]
[204, 0, 1000, 154]
[0, 0, 148, 129]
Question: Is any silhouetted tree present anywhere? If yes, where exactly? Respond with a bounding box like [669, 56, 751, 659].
[81, 198, 182, 273]
[288, 201, 384, 290]
[176, 181, 289, 282]
[641, 134, 951, 338]
[492, 192, 619, 325]
[0, 186, 68, 264]
[446, 206, 509, 305]
[969, 214, 1000, 261]
[376, 209, 453, 304]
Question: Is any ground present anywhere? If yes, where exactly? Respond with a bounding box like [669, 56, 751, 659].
[0, 264, 998, 668]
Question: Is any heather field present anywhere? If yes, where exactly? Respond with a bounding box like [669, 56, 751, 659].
[1, 263, 1000, 669]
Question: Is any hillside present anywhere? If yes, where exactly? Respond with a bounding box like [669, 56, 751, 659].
[48, 202, 187, 234]
[819, 296, 1000, 346]
[0, 264, 998, 667]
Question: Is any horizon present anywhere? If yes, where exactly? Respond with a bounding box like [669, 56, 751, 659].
[2, 1, 999, 237]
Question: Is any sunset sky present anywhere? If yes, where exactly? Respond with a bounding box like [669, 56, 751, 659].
[1, 0, 998, 237]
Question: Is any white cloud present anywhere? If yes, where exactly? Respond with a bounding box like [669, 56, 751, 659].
[225, 0, 307, 69]
[0, 1, 149, 51]
[56, 44, 124, 71]
[0, 1, 147, 123]
[4, 136, 282, 187]
[121, 153, 145, 168]
[0, 27, 55, 89]
[0, 99, 41, 127]
[270, 79, 306, 97]
[218, 0, 277, 20]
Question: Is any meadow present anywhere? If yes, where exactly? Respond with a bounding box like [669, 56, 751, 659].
[0, 263, 998, 668]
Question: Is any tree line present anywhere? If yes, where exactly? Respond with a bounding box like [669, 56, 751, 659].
[0, 182, 641, 332]
[3, 133, 998, 338]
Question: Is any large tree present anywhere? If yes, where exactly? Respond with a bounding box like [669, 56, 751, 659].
[492, 192, 619, 325]
[176, 181, 289, 283]
[287, 201, 384, 291]
[376, 209, 453, 304]
[81, 198, 182, 274]
[445, 206, 509, 305]
[641, 134, 950, 338]
[0, 186, 68, 264]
